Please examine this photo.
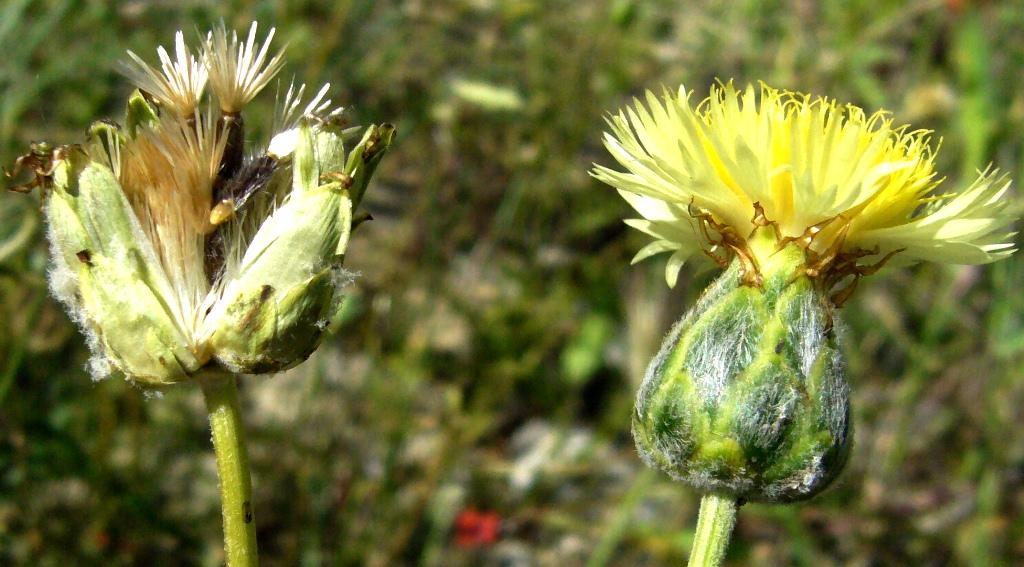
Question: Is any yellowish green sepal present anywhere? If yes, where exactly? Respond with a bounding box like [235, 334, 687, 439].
[209, 269, 335, 374]
[125, 89, 159, 137]
[46, 153, 197, 385]
[208, 183, 351, 374]
[45, 186, 91, 271]
[292, 121, 319, 197]
[79, 253, 200, 384]
[313, 121, 355, 178]
[85, 120, 125, 161]
[345, 123, 394, 207]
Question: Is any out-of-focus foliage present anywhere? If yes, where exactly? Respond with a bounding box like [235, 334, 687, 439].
[2, 0, 1024, 565]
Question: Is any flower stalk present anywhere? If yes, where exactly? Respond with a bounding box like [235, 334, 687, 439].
[688, 494, 737, 567]
[200, 370, 258, 567]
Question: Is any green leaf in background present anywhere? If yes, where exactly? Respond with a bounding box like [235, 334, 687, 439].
[561, 313, 614, 386]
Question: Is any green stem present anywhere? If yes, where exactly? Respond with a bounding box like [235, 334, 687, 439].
[688, 493, 738, 567]
[200, 371, 258, 567]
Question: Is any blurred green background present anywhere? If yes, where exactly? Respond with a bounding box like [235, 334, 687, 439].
[3, 0, 1024, 565]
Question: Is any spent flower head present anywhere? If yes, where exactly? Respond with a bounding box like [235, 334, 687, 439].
[593, 82, 1018, 301]
[9, 23, 394, 385]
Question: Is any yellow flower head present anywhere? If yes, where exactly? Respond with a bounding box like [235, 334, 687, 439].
[593, 83, 1018, 294]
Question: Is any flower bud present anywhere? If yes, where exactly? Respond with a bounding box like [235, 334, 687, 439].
[632, 239, 852, 503]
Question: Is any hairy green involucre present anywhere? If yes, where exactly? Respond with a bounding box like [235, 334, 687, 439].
[633, 248, 852, 503]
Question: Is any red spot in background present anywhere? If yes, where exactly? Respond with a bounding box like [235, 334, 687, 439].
[454, 508, 501, 547]
[93, 530, 110, 550]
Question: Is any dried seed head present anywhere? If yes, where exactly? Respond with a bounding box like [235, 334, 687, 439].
[120, 31, 208, 118]
[17, 23, 394, 385]
[205, 22, 286, 114]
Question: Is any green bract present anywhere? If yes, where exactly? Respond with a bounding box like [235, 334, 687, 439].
[632, 235, 852, 503]
[208, 124, 393, 374]
[46, 147, 202, 384]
